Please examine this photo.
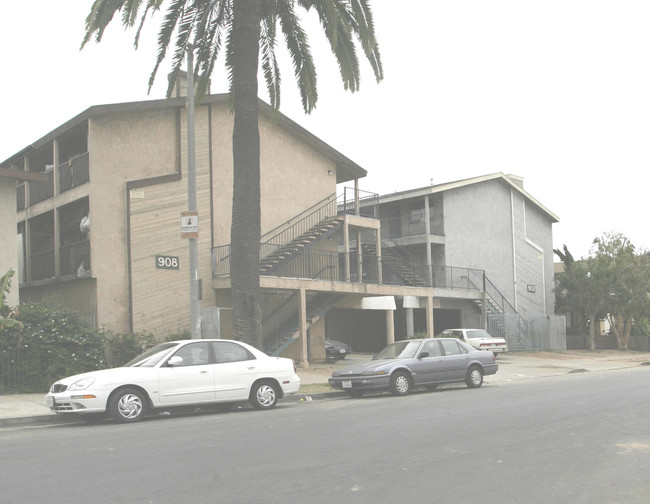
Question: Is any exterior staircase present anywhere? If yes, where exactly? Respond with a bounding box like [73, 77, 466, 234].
[262, 291, 344, 356]
[361, 242, 430, 287]
[260, 217, 343, 275]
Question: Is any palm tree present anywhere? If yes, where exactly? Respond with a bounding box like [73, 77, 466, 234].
[82, 0, 383, 349]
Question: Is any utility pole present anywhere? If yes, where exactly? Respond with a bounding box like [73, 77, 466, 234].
[187, 44, 201, 339]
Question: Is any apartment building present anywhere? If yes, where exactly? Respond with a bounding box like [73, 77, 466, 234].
[3, 82, 565, 364]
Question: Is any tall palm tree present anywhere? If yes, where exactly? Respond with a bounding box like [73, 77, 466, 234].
[83, 0, 383, 349]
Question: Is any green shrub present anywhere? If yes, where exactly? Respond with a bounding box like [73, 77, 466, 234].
[1, 302, 189, 393]
[10, 303, 108, 393]
[103, 331, 157, 367]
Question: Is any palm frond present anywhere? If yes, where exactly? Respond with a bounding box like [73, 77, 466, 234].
[82, 0, 128, 48]
[194, 1, 232, 97]
[148, 0, 187, 93]
[349, 0, 383, 82]
[276, 0, 318, 112]
[260, 15, 282, 109]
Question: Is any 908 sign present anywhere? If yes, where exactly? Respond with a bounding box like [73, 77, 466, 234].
[155, 255, 180, 270]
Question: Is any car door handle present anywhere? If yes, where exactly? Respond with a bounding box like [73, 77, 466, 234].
[200, 370, 209, 374]
[248, 366, 256, 370]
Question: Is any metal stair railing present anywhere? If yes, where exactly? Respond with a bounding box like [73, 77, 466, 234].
[262, 290, 344, 356]
[261, 193, 339, 249]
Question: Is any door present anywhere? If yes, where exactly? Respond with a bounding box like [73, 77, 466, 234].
[440, 339, 471, 379]
[157, 342, 215, 405]
[412, 339, 449, 385]
[211, 341, 261, 401]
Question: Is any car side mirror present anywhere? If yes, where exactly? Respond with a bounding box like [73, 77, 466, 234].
[168, 356, 184, 367]
[418, 352, 429, 359]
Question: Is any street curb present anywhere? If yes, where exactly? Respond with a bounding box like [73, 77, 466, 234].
[4, 362, 650, 427]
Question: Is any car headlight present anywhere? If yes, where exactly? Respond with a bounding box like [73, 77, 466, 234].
[68, 377, 96, 391]
[362, 371, 386, 376]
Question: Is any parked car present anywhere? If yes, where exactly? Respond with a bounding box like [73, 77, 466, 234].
[438, 328, 508, 356]
[328, 338, 497, 397]
[325, 339, 352, 360]
[45, 339, 301, 423]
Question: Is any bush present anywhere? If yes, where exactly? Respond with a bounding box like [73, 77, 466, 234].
[103, 331, 157, 367]
[1, 303, 167, 393]
[7, 303, 108, 393]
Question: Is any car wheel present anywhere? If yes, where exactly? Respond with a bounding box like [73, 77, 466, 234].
[389, 371, 412, 396]
[466, 366, 484, 388]
[249, 380, 279, 410]
[108, 388, 147, 423]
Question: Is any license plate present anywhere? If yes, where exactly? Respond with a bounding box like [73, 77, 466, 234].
[340, 349, 346, 354]
[342, 380, 352, 389]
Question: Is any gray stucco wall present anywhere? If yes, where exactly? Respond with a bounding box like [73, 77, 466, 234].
[443, 180, 516, 302]
[443, 179, 555, 314]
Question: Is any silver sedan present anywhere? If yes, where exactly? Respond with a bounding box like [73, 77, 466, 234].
[328, 338, 497, 397]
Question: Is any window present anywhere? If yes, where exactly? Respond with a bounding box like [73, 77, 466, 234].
[441, 340, 462, 356]
[421, 339, 442, 357]
[212, 341, 255, 363]
[171, 342, 211, 366]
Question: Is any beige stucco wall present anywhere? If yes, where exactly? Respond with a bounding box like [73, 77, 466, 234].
[209, 101, 339, 246]
[89, 108, 178, 333]
[0, 177, 19, 307]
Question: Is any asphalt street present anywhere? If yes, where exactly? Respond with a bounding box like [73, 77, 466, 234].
[2, 366, 650, 504]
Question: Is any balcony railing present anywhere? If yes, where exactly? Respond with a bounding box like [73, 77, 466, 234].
[338, 187, 378, 217]
[59, 153, 90, 193]
[213, 244, 485, 292]
[59, 239, 90, 276]
[380, 215, 444, 240]
[29, 170, 54, 205]
[30, 249, 55, 281]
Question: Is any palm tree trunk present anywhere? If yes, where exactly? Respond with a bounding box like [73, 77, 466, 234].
[230, 0, 263, 349]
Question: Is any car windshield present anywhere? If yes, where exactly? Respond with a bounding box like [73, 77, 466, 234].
[124, 342, 179, 367]
[374, 340, 421, 360]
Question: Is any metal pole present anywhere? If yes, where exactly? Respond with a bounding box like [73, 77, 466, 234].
[187, 44, 201, 339]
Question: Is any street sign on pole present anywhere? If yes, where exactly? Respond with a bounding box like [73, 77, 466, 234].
[181, 210, 199, 239]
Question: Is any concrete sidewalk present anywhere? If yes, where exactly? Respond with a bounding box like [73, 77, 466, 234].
[2, 350, 650, 426]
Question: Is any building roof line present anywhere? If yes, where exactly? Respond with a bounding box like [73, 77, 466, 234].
[378, 172, 560, 223]
[1, 94, 366, 182]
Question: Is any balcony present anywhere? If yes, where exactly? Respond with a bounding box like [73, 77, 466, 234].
[29, 170, 54, 205]
[380, 215, 444, 241]
[59, 153, 89, 193]
[60, 239, 91, 277]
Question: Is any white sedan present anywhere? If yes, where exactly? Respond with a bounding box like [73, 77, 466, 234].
[45, 339, 301, 423]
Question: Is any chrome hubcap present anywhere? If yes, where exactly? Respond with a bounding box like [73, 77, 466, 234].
[395, 375, 409, 393]
[471, 370, 482, 385]
[257, 385, 276, 407]
[118, 393, 143, 419]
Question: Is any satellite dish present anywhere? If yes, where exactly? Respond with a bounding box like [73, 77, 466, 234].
[80, 214, 90, 233]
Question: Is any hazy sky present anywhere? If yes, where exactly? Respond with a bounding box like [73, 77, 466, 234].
[1, 1, 648, 259]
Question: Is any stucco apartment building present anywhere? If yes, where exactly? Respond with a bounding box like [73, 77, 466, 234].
[2, 81, 565, 363]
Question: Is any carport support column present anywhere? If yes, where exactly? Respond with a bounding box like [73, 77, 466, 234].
[299, 288, 309, 367]
[426, 297, 435, 338]
[406, 308, 414, 337]
[386, 309, 395, 345]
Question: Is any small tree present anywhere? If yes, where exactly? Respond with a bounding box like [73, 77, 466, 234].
[555, 233, 650, 351]
[554, 249, 608, 350]
[0, 269, 23, 334]
[592, 234, 650, 350]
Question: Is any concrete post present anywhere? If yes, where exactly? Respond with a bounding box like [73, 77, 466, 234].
[299, 288, 309, 367]
[386, 309, 395, 345]
[406, 307, 414, 337]
[426, 297, 435, 338]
